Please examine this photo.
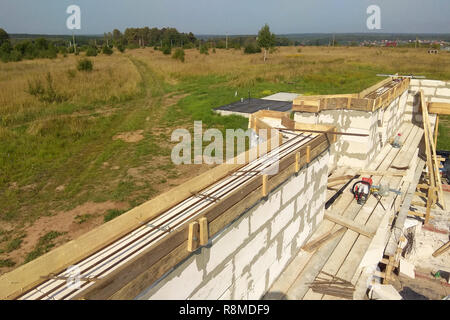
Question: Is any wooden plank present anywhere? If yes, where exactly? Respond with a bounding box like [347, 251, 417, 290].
[428, 102, 450, 115]
[262, 174, 269, 197]
[424, 102, 446, 210]
[306, 145, 311, 164]
[358, 170, 405, 177]
[432, 241, 450, 257]
[187, 222, 199, 252]
[434, 114, 439, 149]
[302, 228, 346, 252]
[199, 217, 209, 246]
[295, 152, 300, 173]
[324, 213, 375, 238]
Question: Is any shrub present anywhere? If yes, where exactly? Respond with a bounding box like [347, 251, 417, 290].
[199, 45, 209, 55]
[172, 48, 185, 62]
[67, 69, 76, 79]
[27, 73, 67, 103]
[244, 43, 262, 54]
[86, 46, 98, 56]
[117, 44, 125, 53]
[102, 45, 113, 55]
[77, 58, 93, 72]
[162, 45, 171, 55]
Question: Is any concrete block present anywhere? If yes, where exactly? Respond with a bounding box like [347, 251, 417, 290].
[234, 227, 268, 277]
[282, 214, 302, 248]
[430, 97, 450, 103]
[250, 240, 278, 281]
[270, 202, 295, 241]
[267, 247, 292, 288]
[206, 216, 249, 273]
[422, 87, 436, 96]
[282, 174, 304, 205]
[148, 258, 204, 300]
[294, 113, 317, 124]
[409, 79, 420, 86]
[399, 258, 415, 279]
[436, 88, 450, 97]
[232, 272, 251, 300]
[247, 272, 268, 300]
[420, 80, 446, 87]
[250, 191, 281, 233]
[190, 261, 233, 299]
[369, 284, 402, 300]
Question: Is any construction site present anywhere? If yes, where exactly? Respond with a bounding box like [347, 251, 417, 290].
[0, 75, 449, 301]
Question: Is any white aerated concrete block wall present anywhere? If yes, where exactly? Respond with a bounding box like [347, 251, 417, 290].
[406, 79, 450, 123]
[136, 151, 330, 300]
[294, 90, 408, 170]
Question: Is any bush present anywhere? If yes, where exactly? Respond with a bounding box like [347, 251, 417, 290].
[117, 44, 125, 53]
[102, 45, 113, 55]
[172, 48, 185, 62]
[244, 43, 262, 54]
[162, 45, 171, 55]
[199, 45, 209, 55]
[27, 73, 67, 103]
[77, 58, 93, 72]
[86, 46, 98, 56]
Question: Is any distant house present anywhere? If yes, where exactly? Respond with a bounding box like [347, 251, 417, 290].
[385, 41, 397, 47]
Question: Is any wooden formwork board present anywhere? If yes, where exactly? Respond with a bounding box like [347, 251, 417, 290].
[292, 78, 410, 113]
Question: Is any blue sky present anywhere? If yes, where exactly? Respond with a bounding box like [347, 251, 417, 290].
[0, 0, 449, 35]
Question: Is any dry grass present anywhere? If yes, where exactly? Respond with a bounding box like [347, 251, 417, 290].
[0, 54, 141, 127]
[129, 46, 450, 88]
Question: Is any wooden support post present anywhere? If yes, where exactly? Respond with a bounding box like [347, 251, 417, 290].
[199, 217, 209, 246]
[262, 174, 269, 197]
[347, 98, 352, 109]
[383, 256, 396, 284]
[434, 114, 439, 152]
[306, 145, 311, 164]
[187, 221, 199, 252]
[295, 152, 300, 173]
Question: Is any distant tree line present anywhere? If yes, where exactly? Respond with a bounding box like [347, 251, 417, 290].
[0, 27, 198, 63]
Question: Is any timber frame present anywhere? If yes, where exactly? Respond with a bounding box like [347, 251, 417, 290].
[0, 111, 335, 300]
[292, 77, 410, 113]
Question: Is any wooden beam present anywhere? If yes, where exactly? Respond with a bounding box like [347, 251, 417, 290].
[306, 145, 311, 164]
[428, 102, 450, 115]
[324, 212, 375, 238]
[295, 152, 300, 173]
[198, 217, 209, 246]
[302, 227, 346, 252]
[358, 170, 405, 177]
[187, 222, 199, 252]
[262, 174, 269, 197]
[432, 241, 450, 257]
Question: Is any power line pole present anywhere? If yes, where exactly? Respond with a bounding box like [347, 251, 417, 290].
[226, 33, 228, 49]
